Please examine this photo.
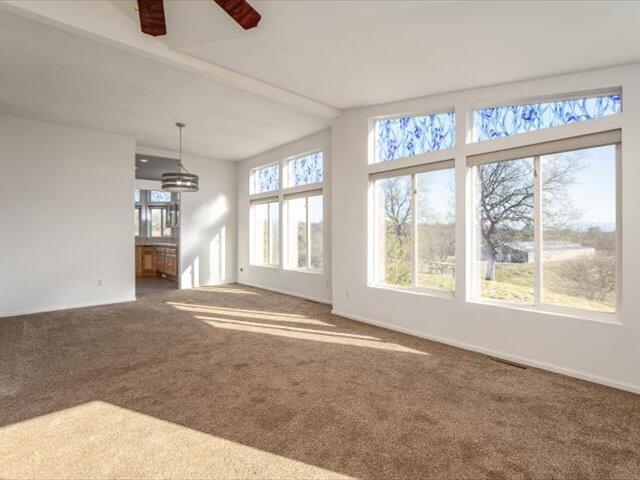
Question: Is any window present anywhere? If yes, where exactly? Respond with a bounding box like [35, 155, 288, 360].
[134, 207, 141, 236]
[285, 151, 323, 187]
[150, 207, 172, 237]
[250, 163, 279, 195]
[470, 130, 619, 315]
[150, 190, 172, 203]
[286, 193, 323, 271]
[250, 200, 279, 267]
[473, 93, 621, 142]
[134, 189, 141, 203]
[374, 111, 455, 163]
[371, 161, 455, 293]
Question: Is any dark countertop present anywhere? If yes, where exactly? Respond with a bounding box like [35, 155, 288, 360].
[137, 243, 178, 248]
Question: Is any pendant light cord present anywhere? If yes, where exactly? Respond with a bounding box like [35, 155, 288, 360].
[176, 122, 192, 174]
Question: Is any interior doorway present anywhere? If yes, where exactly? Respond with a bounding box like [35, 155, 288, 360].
[134, 154, 181, 297]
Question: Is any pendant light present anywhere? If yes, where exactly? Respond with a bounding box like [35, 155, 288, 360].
[161, 122, 199, 192]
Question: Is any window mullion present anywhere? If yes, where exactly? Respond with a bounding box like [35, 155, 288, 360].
[534, 155, 542, 306]
[412, 174, 418, 288]
[267, 205, 271, 265]
[306, 196, 311, 270]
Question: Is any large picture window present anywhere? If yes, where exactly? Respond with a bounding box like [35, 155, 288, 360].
[372, 161, 455, 293]
[286, 193, 324, 271]
[470, 130, 620, 314]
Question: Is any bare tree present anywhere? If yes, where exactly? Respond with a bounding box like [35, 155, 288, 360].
[478, 154, 583, 281]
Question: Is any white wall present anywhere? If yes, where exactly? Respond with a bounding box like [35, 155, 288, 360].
[136, 146, 237, 288]
[0, 114, 136, 316]
[237, 130, 332, 303]
[331, 64, 640, 393]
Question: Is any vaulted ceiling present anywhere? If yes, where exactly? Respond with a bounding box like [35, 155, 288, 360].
[1, 1, 639, 160]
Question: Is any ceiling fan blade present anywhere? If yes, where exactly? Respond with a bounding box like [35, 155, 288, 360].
[213, 0, 261, 30]
[137, 0, 167, 36]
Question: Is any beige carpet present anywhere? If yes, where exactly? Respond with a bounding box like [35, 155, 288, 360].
[0, 284, 638, 479]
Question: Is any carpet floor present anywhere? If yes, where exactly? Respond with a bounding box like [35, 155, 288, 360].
[0, 284, 638, 479]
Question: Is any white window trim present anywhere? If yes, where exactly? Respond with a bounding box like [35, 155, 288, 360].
[368, 159, 456, 297]
[469, 131, 622, 321]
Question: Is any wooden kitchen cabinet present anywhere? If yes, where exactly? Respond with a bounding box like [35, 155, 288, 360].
[142, 246, 157, 276]
[135, 245, 177, 279]
[135, 246, 142, 276]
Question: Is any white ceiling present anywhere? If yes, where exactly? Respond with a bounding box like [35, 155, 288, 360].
[1, 1, 639, 160]
[170, 0, 640, 108]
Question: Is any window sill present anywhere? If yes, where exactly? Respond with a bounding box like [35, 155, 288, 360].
[249, 263, 280, 270]
[284, 267, 325, 276]
[468, 298, 621, 326]
[368, 283, 454, 299]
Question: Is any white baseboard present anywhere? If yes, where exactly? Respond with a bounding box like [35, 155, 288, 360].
[238, 281, 331, 305]
[332, 309, 640, 395]
[1, 296, 137, 318]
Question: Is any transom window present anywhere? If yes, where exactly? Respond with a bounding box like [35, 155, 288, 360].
[285, 151, 323, 187]
[150, 190, 172, 203]
[469, 130, 620, 315]
[473, 93, 621, 142]
[250, 163, 280, 195]
[374, 111, 455, 163]
[371, 160, 456, 293]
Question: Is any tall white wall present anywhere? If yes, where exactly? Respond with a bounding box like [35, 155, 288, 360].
[237, 130, 332, 303]
[331, 64, 640, 393]
[137, 147, 237, 288]
[0, 114, 136, 316]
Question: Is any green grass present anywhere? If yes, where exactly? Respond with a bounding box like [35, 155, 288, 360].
[414, 262, 615, 313]
[478, 262, 614, 313]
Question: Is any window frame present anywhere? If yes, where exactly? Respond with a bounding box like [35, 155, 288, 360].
[468, 130, 622, 320]
[248, 151, 326, 273]
[134, 205, 142, 237]
[284, 189, 324, 273]
[369, 159, 456, 297]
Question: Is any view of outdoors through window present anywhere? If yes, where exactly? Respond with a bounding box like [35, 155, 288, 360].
[541, 145, 616, 312]
[374, 168, 455, 291]
[475, 144, 617, 313]
[252, 202, 278, 266]
[288, 196, 308, 268]
[308, 195, 324, 270]
[475, 157, 535, 303]
[416, 168, 455, 291]
[269, 202, 279, 266]
[374, 175, 413, 286]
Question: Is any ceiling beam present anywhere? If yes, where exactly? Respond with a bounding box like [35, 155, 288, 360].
[0, 0, 341, 120]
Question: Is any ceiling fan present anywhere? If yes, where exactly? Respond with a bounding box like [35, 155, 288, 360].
[136, 0, 261, 36]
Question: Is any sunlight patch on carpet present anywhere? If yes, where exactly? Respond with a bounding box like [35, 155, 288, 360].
[0, 401, 353, 480]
